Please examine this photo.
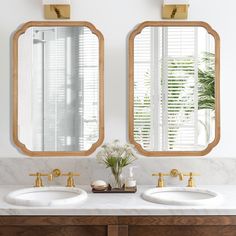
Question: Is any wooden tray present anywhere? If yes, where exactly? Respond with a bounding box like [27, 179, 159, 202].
[92, 184, 137, 193]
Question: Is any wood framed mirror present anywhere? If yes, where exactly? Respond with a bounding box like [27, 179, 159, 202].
[13, 21, 104, 156]
[129, 21, 220, 156]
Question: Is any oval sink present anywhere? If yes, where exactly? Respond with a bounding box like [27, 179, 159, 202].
[142, 187, 223, 206]
[5, 186, 87, 207]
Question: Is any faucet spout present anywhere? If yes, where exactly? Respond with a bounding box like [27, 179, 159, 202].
[170, 169, 184, 181]
[178, 172, 184, 181]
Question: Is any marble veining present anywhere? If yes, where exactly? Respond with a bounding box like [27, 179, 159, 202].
[0, 157, 236, 186]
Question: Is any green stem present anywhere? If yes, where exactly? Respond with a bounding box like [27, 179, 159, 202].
[111, 166, 122, 188]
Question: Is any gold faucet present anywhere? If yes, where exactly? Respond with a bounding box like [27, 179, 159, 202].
[170, 169, 200, 187]
[152, 169, 184, 188]
[29, 169, 62, 187]
[51, 168, 62, 179]
[30, 169, 81, 188]
[152, 169, 200, 187]
[170, 169, 184, 181]
[62, 172, 80, 187]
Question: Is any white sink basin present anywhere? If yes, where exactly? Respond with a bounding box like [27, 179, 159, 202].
[142, 187, 223, 206]
[5, 186, 87, 207]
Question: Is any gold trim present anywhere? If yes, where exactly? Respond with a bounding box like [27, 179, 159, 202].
[128, 21, 220, 157]
[13, 21, 104, 157]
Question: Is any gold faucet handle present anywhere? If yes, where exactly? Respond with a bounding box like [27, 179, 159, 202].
[62, 172, 80, 187]
[30, 172, 52, 178]
[62, 172, 80, 177]
[30, 173, 53, 180]
[29, 172, 54, 187]
[183, 172, 200, 177]
[152, 173, 169, 188]
[29, 173, 39, 177]
[183, 172, 200, 187]
[29, 172, 44, 187]
[152, 173, 169, 177]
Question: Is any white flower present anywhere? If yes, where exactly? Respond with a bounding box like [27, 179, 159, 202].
[96, 140, 137, 168]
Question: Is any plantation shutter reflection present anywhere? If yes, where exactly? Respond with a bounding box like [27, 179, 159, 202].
[33, 27, 99, 151]
[133, 27, 152, 150]
[165, 27, 198, 151]
[134, 27, 199, 151]
[79, 27, 99, 150]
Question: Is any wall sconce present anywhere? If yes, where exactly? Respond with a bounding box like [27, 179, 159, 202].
[43, 0, 70, 19]
[162, 0, 189, 19]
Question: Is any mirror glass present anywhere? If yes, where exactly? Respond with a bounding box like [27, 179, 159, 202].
[17, 25, 102, 153]
[131, 25, 219, 153]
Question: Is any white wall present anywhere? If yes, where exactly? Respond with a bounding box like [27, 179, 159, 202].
[0, 0, 235, 158]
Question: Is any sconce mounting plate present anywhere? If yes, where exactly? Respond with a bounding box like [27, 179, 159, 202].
[162, 4, 189, 19]
[44, 4, 70, 19]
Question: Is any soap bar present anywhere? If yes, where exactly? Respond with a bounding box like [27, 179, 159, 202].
[91, 180, 108, 190]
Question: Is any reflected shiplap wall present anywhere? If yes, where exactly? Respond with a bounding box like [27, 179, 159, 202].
[0, 0, 235, 161]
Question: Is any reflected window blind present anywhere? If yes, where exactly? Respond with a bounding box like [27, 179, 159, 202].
[133, 27, 152, 150]
[35, 27, 99, 151]
[164, 27, 198, 150]
[134, 27, 198, 151]
[44, 28, 67, 151]
[78, 28, 99, 150]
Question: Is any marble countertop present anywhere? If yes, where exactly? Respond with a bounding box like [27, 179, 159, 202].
[0, 185, 236, 216]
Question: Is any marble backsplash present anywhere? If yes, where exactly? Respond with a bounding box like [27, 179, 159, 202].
[0, 157, 236, 186]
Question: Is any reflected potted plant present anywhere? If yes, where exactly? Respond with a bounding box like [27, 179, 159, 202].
[198, 52, 215, 143]
[198, 52, 215, 111]
[96, 140, 137, 189]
